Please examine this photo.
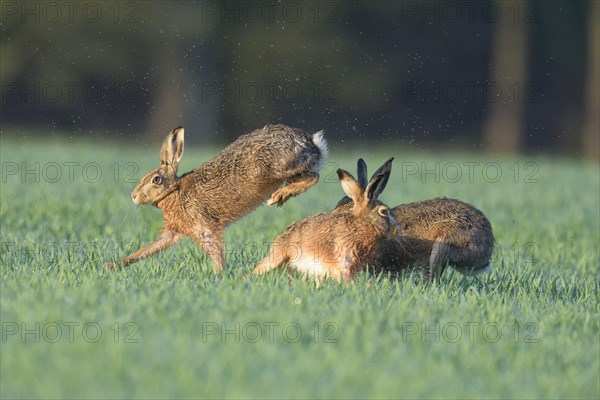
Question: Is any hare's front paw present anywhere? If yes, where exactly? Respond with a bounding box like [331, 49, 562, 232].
[267, 189, 291, 207]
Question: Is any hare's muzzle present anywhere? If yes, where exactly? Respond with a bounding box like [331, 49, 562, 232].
[387, 215, 402, 241]
[131, 193, 139, 205]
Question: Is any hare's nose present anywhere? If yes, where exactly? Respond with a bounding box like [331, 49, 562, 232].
[131, 193, 138, 204]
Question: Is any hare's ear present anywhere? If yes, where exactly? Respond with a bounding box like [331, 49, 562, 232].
[366, 157, 394, 201]
[365, 172, 387, 204]
[357, 159, 368, 188]
[337, 169, 364, 205]
[160, 127, 185, 174]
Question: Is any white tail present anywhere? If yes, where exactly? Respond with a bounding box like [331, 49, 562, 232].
[311, 130, 329, 172]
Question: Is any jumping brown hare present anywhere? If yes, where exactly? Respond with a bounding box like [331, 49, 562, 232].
[109, 124, 329, 273]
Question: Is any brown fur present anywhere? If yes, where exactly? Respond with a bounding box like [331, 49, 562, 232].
[254, 169, 401, 283]
[335, 159, 494, 282]
[109, 124, 328, 272]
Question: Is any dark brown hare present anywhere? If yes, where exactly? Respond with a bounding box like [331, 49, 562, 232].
[335, 158, 494, 282]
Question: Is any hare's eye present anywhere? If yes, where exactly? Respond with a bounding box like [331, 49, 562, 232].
[152, 175, 162, 185]
[378, 207, 389, 217]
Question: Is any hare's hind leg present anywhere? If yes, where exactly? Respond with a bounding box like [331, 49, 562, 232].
[425, 239, 450, 283]
[268, 172, 319, 207]
[253, 243, 288, 275]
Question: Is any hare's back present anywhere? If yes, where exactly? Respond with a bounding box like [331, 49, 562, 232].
[219, 124, 322, 179]
[280, 212, 374, 244]
[393, 197, 494, 264]
[394, 198, 490, 231]
[183, 125, 321, 211]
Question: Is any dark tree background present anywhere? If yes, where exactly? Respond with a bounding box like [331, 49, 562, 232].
[1, 0, 598, 158]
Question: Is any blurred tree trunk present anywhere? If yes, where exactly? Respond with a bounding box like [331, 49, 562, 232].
[145, 44, 186, 141]
[483, 1, 527, 154]
[583, 1, 600, 160]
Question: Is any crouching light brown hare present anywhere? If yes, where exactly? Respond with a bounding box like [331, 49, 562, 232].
[109, 124, 329, 273]
[335, 158, 495, 283]
[253, 166, 402, 283]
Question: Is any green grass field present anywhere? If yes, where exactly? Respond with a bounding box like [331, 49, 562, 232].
[1, 136, 599, 399]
